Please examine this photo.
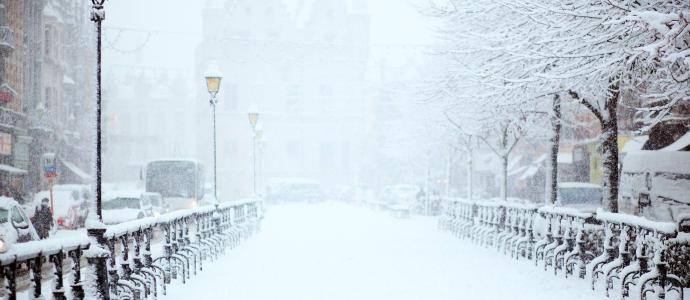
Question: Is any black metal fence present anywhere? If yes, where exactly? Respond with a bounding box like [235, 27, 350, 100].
[0, 199, 262, 300]
[438, 198, 690, 300]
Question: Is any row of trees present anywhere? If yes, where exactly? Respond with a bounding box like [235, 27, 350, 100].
[428, 0, 689, 211]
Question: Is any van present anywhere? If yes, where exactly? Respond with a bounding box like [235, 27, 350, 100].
[619, 151, 690, 222]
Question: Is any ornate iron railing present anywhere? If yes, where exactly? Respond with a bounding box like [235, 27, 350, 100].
[0, 26, 15, 52]
[0, 199, 262, 300]
[439, 198, 690, 299]
[0, 107, 27, 130]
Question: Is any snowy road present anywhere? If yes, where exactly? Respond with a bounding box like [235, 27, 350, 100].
[164, 203, 600, 300]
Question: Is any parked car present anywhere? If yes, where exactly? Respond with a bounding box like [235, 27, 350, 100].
[266, 179, 324, 203]
[619, 150, 690, 222]
[141, 192, 166, 217]
[31, 184, 90, 230]
[354, 185, 376, 205]
[102, 191, 153, 225]
[379, 184, 420, 209]
[0, 196, 39, 252]
[557, 182, 603, 211]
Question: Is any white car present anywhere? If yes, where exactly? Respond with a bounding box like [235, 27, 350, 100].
[380, 184, 420, 210]
[102, 191, 153, 225]
[142, 192, 166, 217]
[0, 197, 39, 252]
[619, 150, 690, 222]
[557, 182, 603, 211]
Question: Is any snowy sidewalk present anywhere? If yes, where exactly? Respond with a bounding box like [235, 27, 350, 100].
[163, 203, 600, 300]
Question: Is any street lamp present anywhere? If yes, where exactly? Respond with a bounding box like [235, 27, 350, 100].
[247, 106, 259, 195]
[88, 1, 110, 298]
[254, 124, 263, 195]
[205, 66, 223, 202]
[248, 107, 259, 129]
[254, 123, 263, 140]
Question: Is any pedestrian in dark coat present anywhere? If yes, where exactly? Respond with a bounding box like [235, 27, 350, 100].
[32, 198, 53, 239]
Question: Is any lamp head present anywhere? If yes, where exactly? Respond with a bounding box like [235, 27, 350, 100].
[248, 105, 259, 127]
[204, 65, 223, 97]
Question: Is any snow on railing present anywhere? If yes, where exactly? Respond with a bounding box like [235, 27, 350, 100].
[438, 198, 690, 299]
[0, 199, 263, 300]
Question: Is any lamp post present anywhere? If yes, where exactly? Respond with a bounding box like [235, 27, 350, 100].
[87, 1, 109, 299]
[90, 0, 105, 222]
[205, 67, 223, 202]
[248, 107, 259, 195]
[254, 124, 263, 195]
[257, 137, 267, 196]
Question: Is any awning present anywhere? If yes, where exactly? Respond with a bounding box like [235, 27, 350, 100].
[60, 159, 92, 181]
[663, 132, 690, 151]
[0, 164, 27, 175]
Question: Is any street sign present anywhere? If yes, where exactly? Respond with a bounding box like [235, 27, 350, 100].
[42, 153, 58, 178]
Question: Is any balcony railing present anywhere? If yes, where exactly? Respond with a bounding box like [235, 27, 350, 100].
[0, 26, 14, 53]
[0, 106, 27, 130]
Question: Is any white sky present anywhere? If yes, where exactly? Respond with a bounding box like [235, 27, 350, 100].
[104, 0, 435, 71]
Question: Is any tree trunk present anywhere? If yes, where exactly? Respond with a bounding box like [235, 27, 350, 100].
[445, 153, 452, 197]
[548, 94, 561, 205]
[601, 98, 619, 212]
[466, 150, 473, 200]
[500, 155, 508, 201]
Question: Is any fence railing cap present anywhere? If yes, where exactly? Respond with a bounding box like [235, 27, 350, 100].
[538, 205, 594, 219]
[595, 209, 677, 234]
[0, 236, 90, 266]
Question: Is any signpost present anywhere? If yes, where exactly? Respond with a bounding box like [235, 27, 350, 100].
[42, 154, 58, 216]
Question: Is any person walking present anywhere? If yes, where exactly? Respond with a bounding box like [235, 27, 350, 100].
[32, 198, 53, 239]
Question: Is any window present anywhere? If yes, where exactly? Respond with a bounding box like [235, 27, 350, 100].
[44, 26, 51, 57]
[319, 85, 333, 111]
[44, 87, 51, 110]
[319, 142, 334, 170]
[0, 208, 8, 223]
[341, 142, 350, 169]
[11, 206, 25, 226]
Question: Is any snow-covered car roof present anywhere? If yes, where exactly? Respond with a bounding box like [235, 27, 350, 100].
[52, 184, 89, 192]
[104, 190, 143, 201]
[558, 182, 602, 189]
[623, 150, 690, 174]
[268, 177, 320, 186]
[0, 196, 19, 209]
[102, 208, 142, 225]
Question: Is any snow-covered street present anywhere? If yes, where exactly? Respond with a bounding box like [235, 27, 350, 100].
[163, 203, 600, 300]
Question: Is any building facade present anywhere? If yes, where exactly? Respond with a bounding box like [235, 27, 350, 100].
[195, 0, 370, 200]
[0, 0, 32, 198]
[0, 0, 95, 201]
[102, 68, 196, 184]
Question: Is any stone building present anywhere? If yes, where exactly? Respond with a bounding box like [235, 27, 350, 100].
[0, 0, 32, 198]
[0, 0, 94, 200]
[195, 0, 370, 200]
[27, 0, 95, 192]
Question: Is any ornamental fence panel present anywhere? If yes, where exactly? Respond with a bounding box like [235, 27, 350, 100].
[0, 199, 263, 300]
[438, 198, 690, 300]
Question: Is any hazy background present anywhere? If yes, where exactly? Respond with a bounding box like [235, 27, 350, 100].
[101, 0, 440, 200]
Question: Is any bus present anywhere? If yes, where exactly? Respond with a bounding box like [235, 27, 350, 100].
[144, 159, 205, 211]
